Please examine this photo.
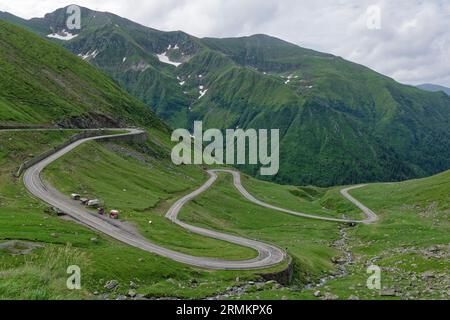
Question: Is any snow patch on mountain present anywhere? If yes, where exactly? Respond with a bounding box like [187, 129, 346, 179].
[78, 50, 99, 60]
[167, 44, 180, 50]
[47, 30, 78, 41]
[198, 88, 208, 99]
[156, 52, 182, 67]
[284, 74, 295, 85]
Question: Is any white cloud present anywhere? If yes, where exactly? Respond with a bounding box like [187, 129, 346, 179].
[1, 0, 449, 86]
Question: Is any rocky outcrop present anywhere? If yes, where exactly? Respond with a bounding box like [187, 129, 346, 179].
[259, 258, 294, 285]
[57, 112, 122, 129]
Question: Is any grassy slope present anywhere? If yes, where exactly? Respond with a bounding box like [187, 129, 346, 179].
[179, 171, 449, 300]
[313, 173, 450, 300]
[179, 174, 342, 279]
[239, 173, 365, 220]
[1, 130, 448, 300]
[0, 20, 164, 129]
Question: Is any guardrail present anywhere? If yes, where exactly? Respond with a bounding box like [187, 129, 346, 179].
[13, 130, 108, 178]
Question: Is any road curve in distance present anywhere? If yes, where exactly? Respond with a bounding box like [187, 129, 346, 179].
[208, 169, 378, 224]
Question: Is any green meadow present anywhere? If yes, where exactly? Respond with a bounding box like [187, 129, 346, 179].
[0, 130, 275, 300]
[1, 130, 448, 300]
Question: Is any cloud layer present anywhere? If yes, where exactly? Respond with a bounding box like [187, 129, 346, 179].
[1, 0, 449, 86]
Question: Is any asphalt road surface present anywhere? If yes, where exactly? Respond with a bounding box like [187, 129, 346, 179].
[19, 128, 377, 270]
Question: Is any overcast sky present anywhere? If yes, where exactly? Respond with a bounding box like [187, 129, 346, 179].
[1, 0, 449, 87]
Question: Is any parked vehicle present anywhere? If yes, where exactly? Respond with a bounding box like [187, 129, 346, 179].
[87, 199, 101, 208]
[109, 210, 119, 219]
[71, 193, 81, 201]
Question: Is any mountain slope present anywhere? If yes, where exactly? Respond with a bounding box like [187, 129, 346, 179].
[2, 7, 450, 187]
[417, 83, 450, 96]
[1, 7, 203, 128]
[0, 19, 165, 130]
[189, 35, 450, 185]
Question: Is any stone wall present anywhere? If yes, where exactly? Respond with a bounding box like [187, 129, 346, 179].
[259, 258, 294, 285]
[100, 131, 148, 144]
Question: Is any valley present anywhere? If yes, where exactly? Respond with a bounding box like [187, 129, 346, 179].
[1, 127, 447, 300]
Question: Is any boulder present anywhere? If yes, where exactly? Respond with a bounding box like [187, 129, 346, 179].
[380, 288, 397, 296]
[421, 271, 435, 280]
[104, 280, 119, 291]
[128, 289, 137, 298]
[321, 292, 339, 300]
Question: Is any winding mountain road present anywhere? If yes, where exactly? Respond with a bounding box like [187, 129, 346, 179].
[17, 128, 377, 270]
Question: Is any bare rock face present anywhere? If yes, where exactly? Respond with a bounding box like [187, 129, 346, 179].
[57, 112, 122, 129]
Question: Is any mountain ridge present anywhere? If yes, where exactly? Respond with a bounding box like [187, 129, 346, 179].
[1, 6, 450, 187]
[417, 83, 450, 96]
